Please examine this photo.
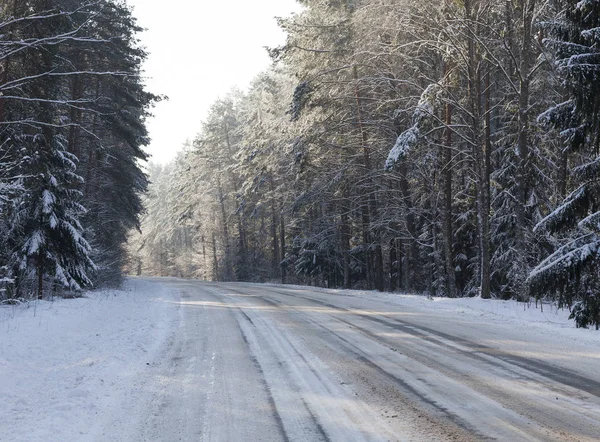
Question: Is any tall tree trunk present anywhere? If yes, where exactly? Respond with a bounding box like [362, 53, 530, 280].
[67, 57, 84, 158]
[271, 201, 280, 279]
[442, 98, 457, 297]
[398, 163, 416, 291]
[216, 174, 232, 280]
[340, 197, 351, 289]
[361, 207, 372, 289]
[353, 65, 384, 291]
[389, 238, 397, 291]
[85, 80, 101, 199]
[0, 0, 19, 124]
[238, 214, 247, 281]
[280, 215, 286, 284]
[465, 0, 491, 299]
[396, 238, 403, 291]
[514, 0, 536, 297]
[481, 67, 492, 299]
[0, 50, 8, 124]
[212, 232, 219, 281]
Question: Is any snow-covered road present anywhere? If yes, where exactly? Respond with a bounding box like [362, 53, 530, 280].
[2, 277, 600, 441]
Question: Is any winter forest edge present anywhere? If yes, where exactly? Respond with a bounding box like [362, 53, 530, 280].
[0, 1, 159, 300]
[2, 0, 600, 330]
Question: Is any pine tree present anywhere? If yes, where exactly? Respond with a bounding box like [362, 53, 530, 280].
[76, 0, 156, 285]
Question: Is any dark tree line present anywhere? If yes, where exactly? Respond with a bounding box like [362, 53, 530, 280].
[132, 0, 600, 328]
[0, 0, 158, 300]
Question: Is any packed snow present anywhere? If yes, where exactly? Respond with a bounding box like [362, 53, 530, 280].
[1, 278, 599, 441]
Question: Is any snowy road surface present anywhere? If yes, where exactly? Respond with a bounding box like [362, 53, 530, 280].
[2, 278, 600, 441]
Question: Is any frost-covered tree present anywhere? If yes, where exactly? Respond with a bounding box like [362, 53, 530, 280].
[487, 0, 560, 300]
[76, 0, 156, 286]
[131, 0, 600, 328]
[0, 0, 156, 299]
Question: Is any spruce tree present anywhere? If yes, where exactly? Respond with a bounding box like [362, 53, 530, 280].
[530, 0, 600, 328]
[12, 134, 95, 298]
[0, 0, 156, 295]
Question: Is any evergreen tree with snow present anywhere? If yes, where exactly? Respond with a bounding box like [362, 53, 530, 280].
[10, 134, 95, 298]
[529, 0, 600, 328]
[0, 0, 155, 297]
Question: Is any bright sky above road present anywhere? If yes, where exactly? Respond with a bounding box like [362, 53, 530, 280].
[125, 0, 302, 164]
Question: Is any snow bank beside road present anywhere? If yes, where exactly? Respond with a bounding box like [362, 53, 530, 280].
[0, 279, 179, 442]
[271, 282, 596, 332]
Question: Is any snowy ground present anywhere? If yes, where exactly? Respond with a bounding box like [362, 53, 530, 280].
[0, 279, 179, 442]
[1, 278, 599, 441]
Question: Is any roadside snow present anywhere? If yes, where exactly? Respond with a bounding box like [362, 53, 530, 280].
[269, 282, 595, 330]
[0, 279, 178, 442]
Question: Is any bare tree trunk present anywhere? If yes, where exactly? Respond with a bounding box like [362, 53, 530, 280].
[361, 208, 372, 289]
[389, 238, 397, 291]
[374, 241, 384, 292]
[270, 186, 280, 279]
[216, 174, 232, 280]
[396, 238, 403, 291]
[67, 57, 84, 158]
[85, 80, 101, 199]
[0, 0, 18, 124]
[238, 214, 248, 280]
[465, 0, 491, 299]
[480, 67, 492, 299]
[280, 215, 286, 284]
[212, 233, 219, 281]
[514, 0, 536, 297]
[340, 203, 351, 289]
[0, 49, 8, 124]
[353, 66, 384, 291]
[442, 98, 457, 297]
[398, 163, 417, 291]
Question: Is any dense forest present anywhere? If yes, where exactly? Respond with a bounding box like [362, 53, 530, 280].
[1, 1, 596, 329]
[131, 0, 600, 328]
[0, 1, 157, 299]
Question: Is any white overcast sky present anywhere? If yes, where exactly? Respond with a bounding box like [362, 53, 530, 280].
[125, 0, 302, 164]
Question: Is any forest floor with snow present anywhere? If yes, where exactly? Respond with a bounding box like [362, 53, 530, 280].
[1, 278, 598, 441]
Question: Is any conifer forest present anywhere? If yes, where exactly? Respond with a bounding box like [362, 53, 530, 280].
[2, 0, 600, 329]
[0, 1, 158, 298]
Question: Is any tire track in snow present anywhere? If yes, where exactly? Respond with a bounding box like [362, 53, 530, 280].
[268, 287, 600, 398]
[209, 287, 333, 441]
[232, 284, 600, 441]
[213, 285, 400, 441]
[130, 283, 287, 442]
[235, 308, 291, 442]
[227, 287, 499, 440]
